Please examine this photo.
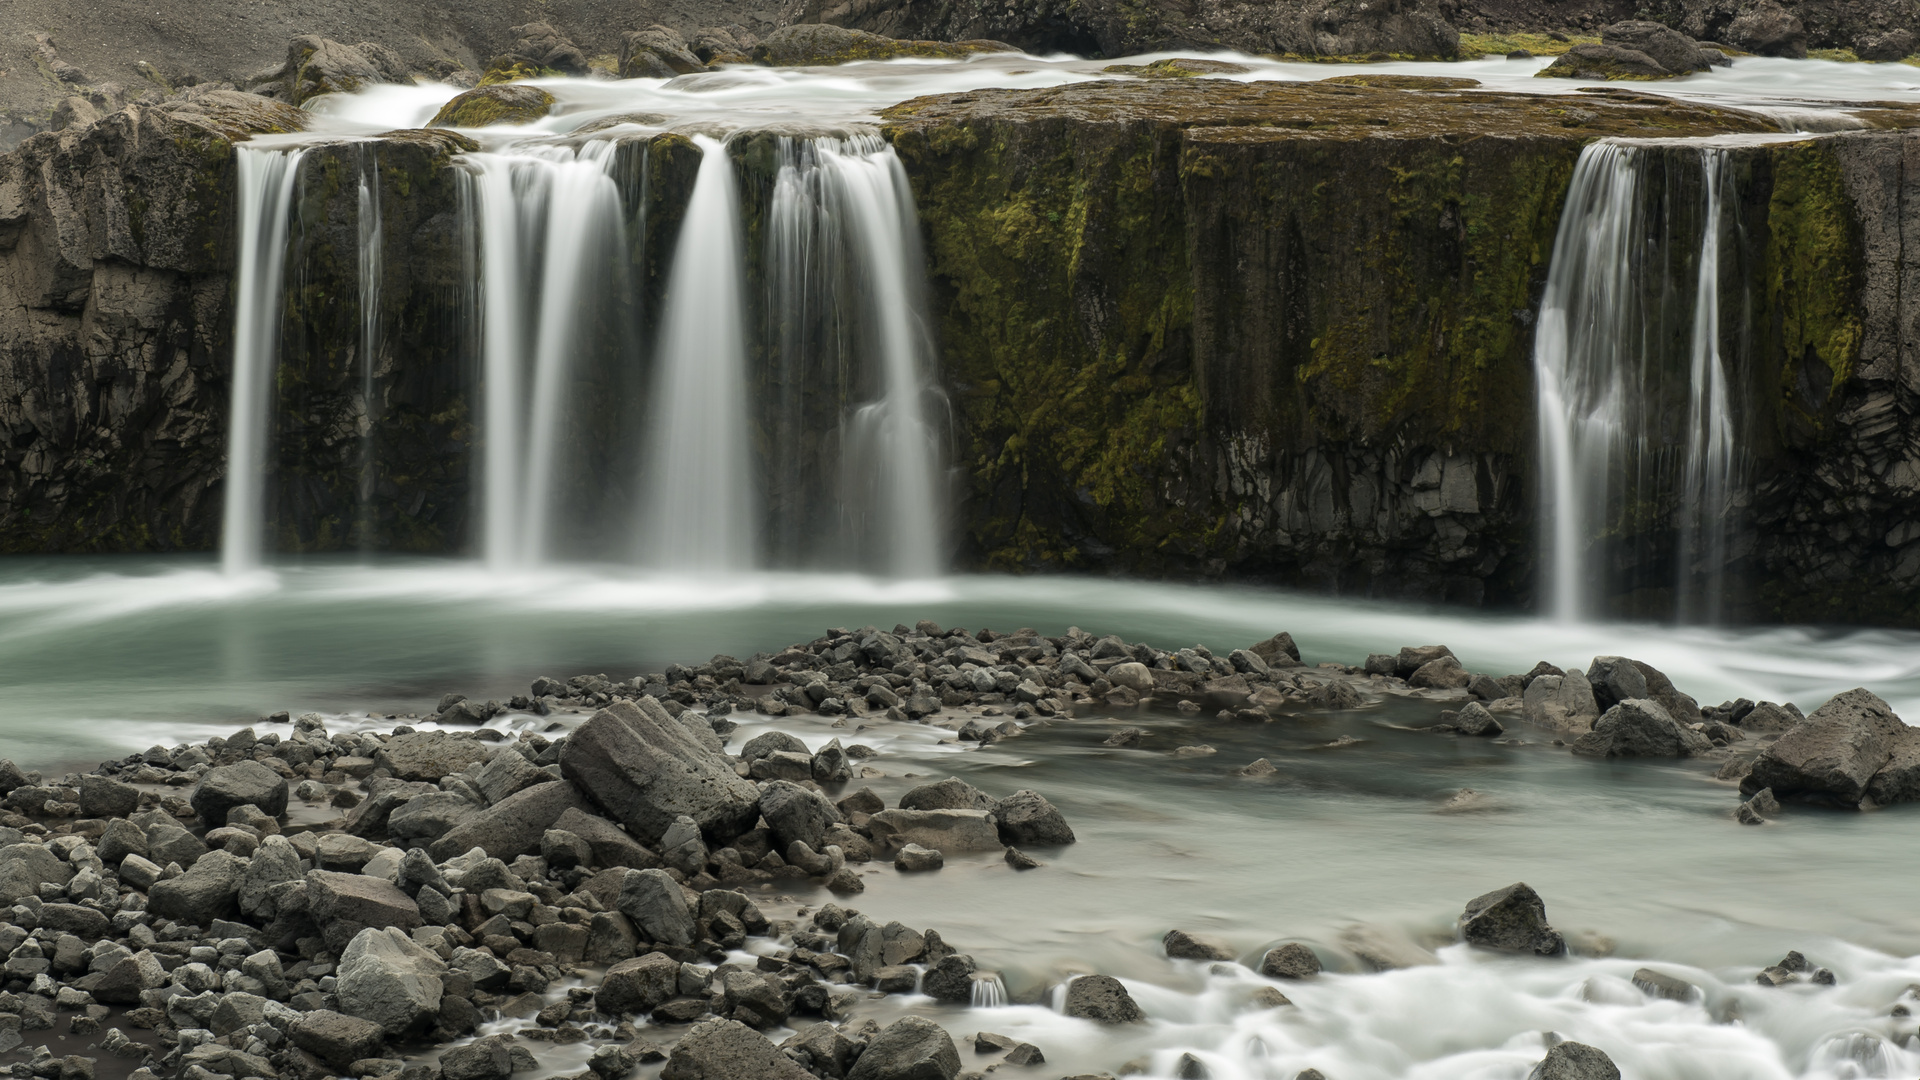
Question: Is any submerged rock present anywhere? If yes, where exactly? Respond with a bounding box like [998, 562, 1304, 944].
[428, 83, 556, 128]
[1164, 929, 1236, 961]
[1063, 974, 1144, 1023]
[1528, 1041, 1620, 1080]
[1570, 699, 1712, 758]
[1459, 882, 1565, 956]
[1258, 942, 1322, 979]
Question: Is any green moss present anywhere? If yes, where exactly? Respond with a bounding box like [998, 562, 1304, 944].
[1808, 48, 1864, 62]
[1458, 32, 1597, 57]
[1765, 140, 1862, 439]
[1319, 74, 1481, 90]
[428, 85, 556, 128]
[478, 60, 562, 86]
[1102, 58, 1253, 78]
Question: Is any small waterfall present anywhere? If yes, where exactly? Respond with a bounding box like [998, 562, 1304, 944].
[969, 972, 1008, 1008]
[641, 134, 757, 572]
[467, 141, 627, 569]
[1533, 140, 1747, 623]
[355, 149, 383, 550]
[220, 145, 307, 575]
[764, 134, 946, 577]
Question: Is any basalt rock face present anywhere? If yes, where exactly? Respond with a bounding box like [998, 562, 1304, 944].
[882, 79, 1772, 602]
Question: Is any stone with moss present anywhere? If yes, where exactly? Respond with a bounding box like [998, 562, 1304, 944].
[1538, 43, 1678, 80]
[1102, 58, 1251, 79]
[750, 25, 1014, 67]
[1319, 74, 1480, 91]
[428, 84, 556, 128]
[619, 26, 709, 79]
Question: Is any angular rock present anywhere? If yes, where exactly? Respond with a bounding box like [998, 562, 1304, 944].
[661, 1017, 813, 1080]
[617, 868, 698, 947]
[898, 777, 996, 812]
[1628, 660, 1701, 721]
[1741, 688, 1906, 807]
[1631, 967, 1697, 1001]
[91, 950, 166, 1004]
[336, 926, 446, 1035]
[1249, 632, 1302, 666]
[1409, 655, 1471, 690]
[96, 818, 148, 866]
[1459, 882, 1565, 956]
[427, 779, 591, 861]
[894, 843, 943, 871]
[1455, 701, 1503, 737]
[1867, 727, 1920, 805]
[474, 749, 551, 806]
[429, 83, 557, 128]
[559, 701, 762, 844]
[1540, 42, 1672, 79]
[618, 25, 709, 79]
[1164, 929, 1235, 961]
[553, 807, 662, 870]
[1528, 1041, 1620, 1080]
[1600, 21, 1721, 74]
[191, 761, 289, 823]
[1570, 699, 1712, 758]
[1522, 671, 1600, 732]
[759, 780, 842, 852]
[440, 1037, 513, 1080]
[597, 952, 681, 1015]
[1063, 974, 1143, 1023]
[846, 1015, 960, 1080]
[306, 870, 424, 953]
[1584, 656, 1649, 711]
[0, 844, 72, 903]
[994, 789, 1075, 846]
[1258, 942, 1320, 978]
[1726, 1, 1807, 56]
[921, 953, 978, 1003]
[867, 809, 1003, 853]
[79, 775, 138, 819]
[148, 849, 248, 925]
[373, 732, 494, 782]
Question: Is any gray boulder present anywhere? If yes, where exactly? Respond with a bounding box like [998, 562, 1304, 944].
[618, 25, 710, 79]
[474, 748, 551, 805]
[148, 849, 248, 925]
[921, 953, 978, 1002]
[1459, 882, 1565, 956]
[553, 808, 661, 870]
[1164, 929, 1235, 961]
[1741, 688, 1906, 807]
[1522, 671, 1600, 732]
[1725, 0, 1807, 56]
[306, 870, 423, 953]
[190, 761, 289, 823]
[1529, 1041, 1620, 1080]
[994, 790, 1075, 846]
[440, 1036, 513, 1080]
[1250, 631, 1302, 666]
[867, 809, 1002, 853]
[1395, 645, 1455, 676]
[1455, 701, 1504, 737]
[388, 791, 480, 845]
[759, 780, 842, 852]
[661, 1017, 813, 1080]
[1736, 701, 1803, 733]
[238, 834, 304, 917]
[1584, 656, 1649, 711]
[846, 1016, 960, 1080]
[1628, 660, 1701, 721]
[79, 775, 138, 818]
[1601, 20, 1723, 73]
[1063, 974, 1143, 1023]
[1409, 655, 1472, 690]
[597, 951, 681, 1014]
[1259, 942, 1321, 978]
[427, 779, 591, 861]
[899, 777, 996, 812]
[741, 731, 808, 764]
[374, 732, 493, 781]
[0, 843, 71, 904]
[1867, 727, 1920, 805]
[97, 818, 148, 865]
[336, 926, 445, 1035]
[559, 700, 762, 844]
[617, 868, 698, 946]
[1570, 700, 1712, 758]
[1631, 967, 1698, 1001]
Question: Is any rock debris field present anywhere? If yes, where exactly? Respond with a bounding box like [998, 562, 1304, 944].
[0, 620, 1908, 1080]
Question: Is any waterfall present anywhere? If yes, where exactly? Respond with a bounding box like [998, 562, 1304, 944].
[641, 134, 757, 572]
[764, 134, 946, 577]
[220, 145, 307, 576]
[970, 972, 1008, 1008]
[467, 141, 627, 569]
[1533, 140, 1745, 623]
[355, 149, 383, 551]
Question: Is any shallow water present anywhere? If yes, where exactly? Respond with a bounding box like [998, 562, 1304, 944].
[10, 556, 1920, 1076]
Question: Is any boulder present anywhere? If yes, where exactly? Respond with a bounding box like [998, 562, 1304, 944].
[373, 732, 494, 782]
[428, 84, 557, 128]
[553, 807, 661, 870]
[1584, 656, 1649, 710]
[92, 950, 166, 1004]
[191, 761, 289, 823]
[559, 701, 762, 844]
[1855, 28, 1916, 62]
[1106, 662, 1155, 693]
[38, 902, 109, 938]
[497, 20, 590, 74]
[894, 843, 944, 871]
[846, 1016, 961, 1080]
[388, 791, 481, 845]
[0, 843, 71, 903]
[1395, 645, 1455, 676]
[994, 789, 1075, 846]
[1570, 699, 1712, 758]
[1631, 967, 1697, 1001]
[285, 36, 394, 104]
[1725, 0, 1807, 57]
[306, 870, 424, 953]
[1458, 882, 1565, 956]
[79, 775, 138, 818]
[1741, 689, 1906, 807]
[1528, 1041, 1620, 1080]
[1409, 655, 1471, 690]
[1258, 942, 1321, 978]
[1736, 702, 1802, 733]
[427, 779, 591, 861]
[1063, 974, 1143, 1023]
[96, 818, 147, 865]
[760, 780, 843, 851]
[1867, 728, 1920, 805]
[597, 952, 681, 1014]
[1628, 660, 1700, 721]
[1598, 21, 1721, 74]
[1164, 929, 1235, 961]
[867, 809, 1003, 853]
[1522, 671, 1600, 732]
[662, 1017, 813, 1080]
[474, 749, 551, 805]
[148, 849, 248, 925]
[617, 868, 699, 946]
[335, 926, 446, 1035]
[1455, 701, 1503, 737]
[741, 731, 809, 764]
[899, 777, 996, 811]
[921, 953, 978, 1002]
[239, 834, 303, 917]
[1539, 43, 1671, 79]
[1249, 631, 1302, 666]
[440, 1037, 513, 1080]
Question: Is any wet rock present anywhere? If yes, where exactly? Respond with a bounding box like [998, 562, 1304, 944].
[597, 952, 681, 1015]
[1741, 689, 1905, 807]
[617, 868, 698, 946]
[921, 953, 978, 1002]
[1867, 724, 1920, 805]
[428, 83, 556, 128]
[1735, 702, 1802, 733]
[1539, 42, 1672, 79]
[761, 780, 843, 852]
[1598, 21, 1724, 74]
[1528, 1041, 1620, 1080]
[335, 926, 446, 1035]
[1459, 882, 1565, 956]
[1409, 655, 1471, 690]
[148, 849, 248, 924]
[1258, 942, 1321, 979]
[1571, 699, 1713, 758]
[1063, 974, 1143, 1023]
[1523, 671, 1600, 732]
[1233, 758, 1278, 777]
[1164, 930, 1235, 961]
[782, 1022, 858, 1078]
[1250, 632, 1302, 666]
[660, 1017, 812, 1079]
[868, 809, 1003, 853]
[1004, 847, 1042, 869]
[899, 777, 997, 812]
[440, 1036, 513, 1080]
[374, 732, 494, 782]
[1455, 701, 1504, 737]
[994, 789, 1074, 846]
[1103, 727, 1145, 748]
[306, 870, 423, 953]
[1107, 662, 1156, 694]
[1628, 660, 1701, 721]
[190, 761, 289, 823]
[813, 739, 854, 784]
[1736, 787, 1780, 825]
[894, 843, 943, 871]
[1632, 967, 1698, 1001]
[1175, 1055, 1207, 1079]
[560, 700, 762, 844]
[846, 1015, 960, 1080]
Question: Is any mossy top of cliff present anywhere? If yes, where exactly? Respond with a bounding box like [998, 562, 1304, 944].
[880, 79, 1779, 141]
[158, 88, 309, 140]
[428, 84, 556, 128]
[751, 24, 1016, 67]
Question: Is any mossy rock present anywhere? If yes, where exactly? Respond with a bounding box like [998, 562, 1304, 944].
[428, 84, 556, 128]
[750, 24, 1015, 67]
[1320, 74, 1481, 91]
[1102, 58, 1253, 79]
[1538, 43, 1683, 80]
[478, 59, 562, 86]
[1458, 32, 1596, 58]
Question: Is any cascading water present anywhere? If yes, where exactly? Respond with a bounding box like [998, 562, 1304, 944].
[764, 134, 946, 577]
[1533, 140, 1746, 623]
[641, 134, 757, 572]
[467, 141, 628, 569]
[220, 145, 307, 576]
[355, 149, 383, 550]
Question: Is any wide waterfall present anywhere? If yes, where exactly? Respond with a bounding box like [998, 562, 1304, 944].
[1533, 139, 1747, 623]
[219, 145, 308, 576]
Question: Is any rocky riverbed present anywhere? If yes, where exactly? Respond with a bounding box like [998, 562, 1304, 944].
[0, 619, 1913, 1080]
